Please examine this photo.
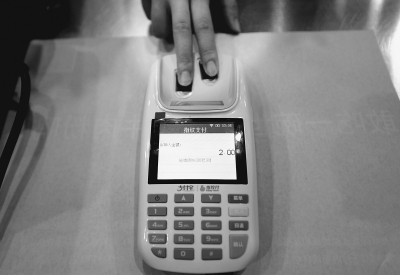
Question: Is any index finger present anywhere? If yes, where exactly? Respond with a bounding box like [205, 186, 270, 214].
[170, 0, 193, 86]
[191, 0, 218, 77]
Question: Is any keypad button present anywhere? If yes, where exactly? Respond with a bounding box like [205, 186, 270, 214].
[174, 220, 195, 230]
[151, 247, 166, 258]
[202, 234, 222, 244]
[175, 194, 194, 203]
[229, 221, 249, 231]
[201, 207, 221, 216]
[202, 248, 222, 260]
[228, 207, 249, 217]
[149, 234, 167, 244]
[201, 220, 222, 230]
[201, 194, 221, 203]
[174, 234, 195, 244]
[148, 194, 167, 203]
[148, 207, 167, 216]
[148, 220, 167, 230]
[174, 207, 194, 216]
[229, 234, 248, 259]
[228, 194, 249, 204]
[174, 248, 195, 260]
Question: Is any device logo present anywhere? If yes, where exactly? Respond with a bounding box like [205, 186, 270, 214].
[200, 185, 219, 192]
[176, 185, 194, 192]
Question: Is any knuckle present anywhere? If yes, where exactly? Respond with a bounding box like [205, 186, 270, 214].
[195, 17, 213, 33]
[177, 56, 193, 68]
[200, 48, 217, 60]
[173, 21, 192, 34]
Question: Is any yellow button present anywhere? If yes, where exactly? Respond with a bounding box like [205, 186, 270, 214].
[228, 207, 249, 217]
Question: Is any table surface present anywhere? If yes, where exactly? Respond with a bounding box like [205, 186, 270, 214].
[1, 1, 400, 275]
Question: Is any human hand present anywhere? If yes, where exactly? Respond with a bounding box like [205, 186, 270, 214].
[142, 0, 240, 86]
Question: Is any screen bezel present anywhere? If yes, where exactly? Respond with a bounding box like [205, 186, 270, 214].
[148, 118, 248, 184]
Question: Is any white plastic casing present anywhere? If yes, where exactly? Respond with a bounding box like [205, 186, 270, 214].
[138, 54, 259, 274]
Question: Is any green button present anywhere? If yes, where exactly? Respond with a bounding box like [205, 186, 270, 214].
[229, 234, 248, 259]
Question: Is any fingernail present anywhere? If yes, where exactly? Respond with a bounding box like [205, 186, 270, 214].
[233, 18, 241, 33]
[180, 70, 192, 86]
[206, 60, 218, 76]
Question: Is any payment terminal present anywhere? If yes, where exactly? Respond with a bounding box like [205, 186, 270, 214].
[137, 53, 259, 274]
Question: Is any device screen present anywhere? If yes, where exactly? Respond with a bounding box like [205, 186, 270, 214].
[148, 118, 248, 184]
